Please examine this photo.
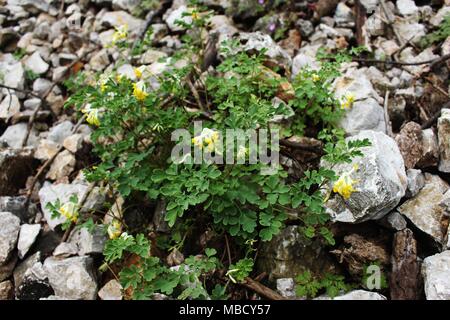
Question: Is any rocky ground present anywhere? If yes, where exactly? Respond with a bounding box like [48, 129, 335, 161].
[0, 0, 450, 300]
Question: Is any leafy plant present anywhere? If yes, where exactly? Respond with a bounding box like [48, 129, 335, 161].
[421, 14, 450, 47]
[295, 270, 352, 299]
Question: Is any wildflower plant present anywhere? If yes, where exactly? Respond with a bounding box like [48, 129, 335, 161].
[63, 2, 371, 300]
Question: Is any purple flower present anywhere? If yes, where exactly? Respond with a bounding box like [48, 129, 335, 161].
[258, 0, 264, 5]
[268, 23, 276, 32]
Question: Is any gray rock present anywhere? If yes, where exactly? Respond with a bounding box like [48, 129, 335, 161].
[379, 211, 407, 231]
[276, 278, 295, 298]
[98, 279, 122, 300]
[153, 199, 170, 233]
[430, 6, 450, 27]
[0, 280, 14, 300]
[38, 183, 105, 230]
[23, 98, 41, 111]
[45, 150, 76, 181]
[44, 256, 98, 300]
[422, 251, 450, 300]
[53, 242, 78, 258]
[0, 196, 36, 222]
[209, 15, 237, 38]
[69, 225, 107, 256]
[228, 32, 292, 71]
[13, 251, 52, 300]
[0, 212, 20, 265]
[47, 121, 74, 144]
[257, 226, 338, 281]
[438, 109, 450, 173]
[17, 224, 40, 259]
[340, 98, 386, 136]
[295, 19, 314, 38]
[441, 190, 450, 217]
[333, 68, 382, 103]
[406, 168, 425, 198]
[32, 78, 52, 96]
[316, 289, 387, 300]
[0, 123, 39, 149]
[398, 173, 449, 244]
[24, 51, 49, 75]
[359, 0, 379, 13]
[0, 94, 20, 120]
[323, 130, 407, 223]
[7, 0, 50, 13]
[89, 49, 110, 72]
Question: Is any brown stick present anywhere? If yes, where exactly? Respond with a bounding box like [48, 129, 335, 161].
[279, 139, 323, 154]
[354, 0, 367, 46]
[383, 91, 394, 137]
[242, 277, 285, 300]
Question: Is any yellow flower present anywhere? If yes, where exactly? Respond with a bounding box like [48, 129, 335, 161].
[191, 11, 199, 21]
[192, 128, 220, 152]
[59, 202, 79, 223]
[312, 73, 320, 82]
[340, 93, 355, 110]
[116, 74, 123, 83]
[132, 81, 148, 101]
[107, 220, 122, 240]
[82, 105, 100, 126]
[332, 174, 357, 200]
[111, 24, 128, 44]
[134, 66, 145, 79]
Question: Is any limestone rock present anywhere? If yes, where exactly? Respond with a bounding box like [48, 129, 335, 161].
[24, 51, 49, 75]
[422, 251, 450, 300]
[340, 98, 386, 136]
[17, 224, 41, 259]
[323, 131, 407, 223]
[98, 279, 122, 300]
[0, 212, 20, 265]
[45, 150, 76, 181]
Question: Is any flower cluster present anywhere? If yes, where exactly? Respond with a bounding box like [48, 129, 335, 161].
[192, 128, 220, 152]
[133, 81, 148, 101]
[107, 220, 123, 240]
[111, 24, 128, 45]
[59, 202, 79, 223]
[82, 104, 100, 126]
[332, 164, 359, 200]
[340, 93, 355, 110]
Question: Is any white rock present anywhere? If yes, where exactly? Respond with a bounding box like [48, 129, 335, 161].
[7, 0, 50, 12]
[38, 183, 105, 230]
[98, 11, 144, 34]
[323, 130, 407, 223]
[89, 49, 110, 72]
[276, 278, 296, 298]
[44, 256, 98, 300]
[334, 68, 382, 104]
[47, 121, 74, 144]
[430, 6, 450, 27]
[340, 98, 386, 136]
[379, 211, 407, 231]
[0, 62, 24, 90]
[163, 5, 192, 32]
[398, 174, 449, 244]
[393, 19, 426, 46]
[98, 279, 122, 300]
[438, 109, 450, 173]
[0, 122, 39, 149]
[0, 212, 20, 265]
[63, 134, 84, 153]
[334, 3, 354, 27]
[0, 94, 20, 120]
[291, 44, 321, 77]
[34, 139, 59, 161]
[316, 289, 387, 300]
[209, 15, 238, 37]
[46, 150, 76, 181]
[17, 224, 40, 259]
[422, 251, 450, 300]
[116, 63, 136, 81]
[359, 0, 379, 13]
[112, 0, 140, 12]
[24, 51, 49, 75]
[396, 0, 419, 16]
[400, 47, 439, 76]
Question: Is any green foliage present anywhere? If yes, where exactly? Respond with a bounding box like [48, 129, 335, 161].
[13, 48, 26, 60]
[421, 14, 450, 47]
[104, 233, 221, 300]
[63, 4, 372, 300]
[226, 258, 254, 283]
[295, 271, 352, 299]
[24, 69, 40, 81]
